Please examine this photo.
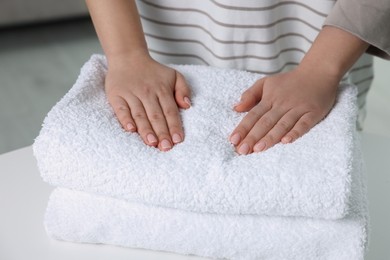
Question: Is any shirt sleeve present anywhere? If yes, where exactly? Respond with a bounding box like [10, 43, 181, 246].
[324, 0, 390, 59]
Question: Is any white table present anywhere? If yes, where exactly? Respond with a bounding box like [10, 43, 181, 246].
[0, 133, 389, 260]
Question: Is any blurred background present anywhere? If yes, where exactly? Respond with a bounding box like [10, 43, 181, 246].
[0, 1, 389, 154]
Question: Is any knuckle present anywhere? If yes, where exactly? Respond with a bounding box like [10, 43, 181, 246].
[133, 111, 145, 120]
[236, 124, 250, 136]
[115, 105, 129, 113]
[149, 112, 163, 121]
[255, 132, 274, 147]
[164, 107, 179, 117]
[117, 113, 131, 122]
[260, 116, 274, 129]
[289, 129, 300, 140]
[137, 85, 154, 98]
[247, 109, 261, 119]
[264, 133, 275, 144]
[301, 103, 322, 114]
[276, 120, 291, 132]
[299, 119, 312, 131]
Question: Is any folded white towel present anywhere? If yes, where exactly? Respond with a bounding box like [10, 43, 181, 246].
[34, 54, 358, 219]
[44, 137, 367, 260]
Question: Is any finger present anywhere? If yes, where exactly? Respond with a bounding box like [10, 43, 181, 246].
[109, 96, 136, 132]
[142, 95, 173, 151]
[158, 91, 184, 144]
[253, 109, 301, 152]
[281, 112, 319, 144]
[236, 109, 283, 155]
[174, 71, 191, 109]
[127, 96, 158, 147]
[234, 77, 265, 112]
[229, 101, 271, 147]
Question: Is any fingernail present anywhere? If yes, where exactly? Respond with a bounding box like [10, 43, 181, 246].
[161, 139, 172, 150]
[184, 97, 191, 107]
[254, 141, 266, 152]
[230, 133, 241, 146]
[172, 133, 182, 143]
[126, 123, 136, 132]
[146, 133, 158, 144]
[282, 136, 292, 144]
[238, 143, 249, 155]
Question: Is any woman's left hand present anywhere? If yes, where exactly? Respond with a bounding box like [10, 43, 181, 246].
[229, 67, 338, 155]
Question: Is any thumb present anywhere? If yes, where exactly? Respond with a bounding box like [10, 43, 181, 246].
[234, 77, 265, 112]
[174, 71, 192, 109]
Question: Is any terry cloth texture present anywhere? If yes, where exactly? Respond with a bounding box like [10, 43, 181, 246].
[34, 55, 369, 259]
[44, 133, 368, 260]
[34, 54, 359, 220]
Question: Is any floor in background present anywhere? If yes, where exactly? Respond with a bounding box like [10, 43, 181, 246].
[0, 18, 389, 154]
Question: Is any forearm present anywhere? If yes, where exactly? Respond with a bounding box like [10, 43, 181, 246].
[85, 0, 149, 63]
[298, 26, 369, 87]
[324, 0, 390, 59]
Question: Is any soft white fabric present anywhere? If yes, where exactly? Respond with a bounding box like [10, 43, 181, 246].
[44, 136, 368, 260]
[34, 54, 359, 219]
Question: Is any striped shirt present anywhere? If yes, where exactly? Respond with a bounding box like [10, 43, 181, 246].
[136, 0, 375, 128]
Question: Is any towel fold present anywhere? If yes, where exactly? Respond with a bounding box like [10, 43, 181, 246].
[45, 136, 367, 260]
[34, 54, 359, 219]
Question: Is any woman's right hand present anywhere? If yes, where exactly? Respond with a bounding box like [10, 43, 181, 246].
[105, 53, 191, 151]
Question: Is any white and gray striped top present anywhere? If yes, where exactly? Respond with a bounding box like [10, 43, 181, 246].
[136, 0, 374, 127]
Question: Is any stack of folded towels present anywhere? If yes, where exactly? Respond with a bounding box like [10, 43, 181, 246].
[33, 55, 368, 260]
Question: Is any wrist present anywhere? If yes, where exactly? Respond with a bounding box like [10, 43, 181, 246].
[106, 49, 152, 69]
[297, 57, 342, 88]
[293, 61, 340, 95]
[297, 26, 369, 88]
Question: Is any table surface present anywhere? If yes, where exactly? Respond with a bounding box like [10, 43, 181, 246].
[0, 132, 389, 260]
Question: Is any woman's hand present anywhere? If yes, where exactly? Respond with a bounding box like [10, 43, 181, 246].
[229, 25, 369, 155]
[86, 0, 192, 152]
[229, 67, 338, 155]
[106, 54, 191, 151]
